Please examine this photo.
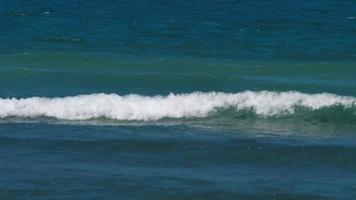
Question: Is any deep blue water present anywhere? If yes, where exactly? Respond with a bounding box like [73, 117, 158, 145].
[1, 0, 356, 199]
[1, 0, 356, 60]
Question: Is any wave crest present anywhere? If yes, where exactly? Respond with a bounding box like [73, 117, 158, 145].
[0, 91, 355, 121]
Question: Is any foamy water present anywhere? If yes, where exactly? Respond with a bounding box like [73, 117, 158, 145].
[1, 91, 355, 121]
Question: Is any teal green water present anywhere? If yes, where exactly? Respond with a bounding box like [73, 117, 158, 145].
[1, 52, 356, 96]
[1, 0, 356, 199]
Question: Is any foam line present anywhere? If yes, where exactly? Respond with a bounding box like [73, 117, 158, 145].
[0, 91, 355, 121]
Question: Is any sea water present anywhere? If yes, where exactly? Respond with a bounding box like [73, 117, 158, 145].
[1, 0, 356, 199]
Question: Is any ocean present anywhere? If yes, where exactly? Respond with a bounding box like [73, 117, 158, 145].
[1, 0, 356, 199]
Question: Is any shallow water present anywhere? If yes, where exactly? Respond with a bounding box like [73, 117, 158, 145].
[1, 123, 356, 200]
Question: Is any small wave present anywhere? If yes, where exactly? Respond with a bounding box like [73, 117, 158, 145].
[0, 91, 355, 121]
[40, 36, 81, 43]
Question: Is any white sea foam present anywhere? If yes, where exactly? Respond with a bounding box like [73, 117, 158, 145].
[0, 91, 355, 121]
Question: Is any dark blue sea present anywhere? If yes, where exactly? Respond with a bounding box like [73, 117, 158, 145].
[1, 0, 356, 199]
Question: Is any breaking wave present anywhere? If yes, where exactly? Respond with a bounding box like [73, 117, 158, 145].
[0, 91, 356, 122]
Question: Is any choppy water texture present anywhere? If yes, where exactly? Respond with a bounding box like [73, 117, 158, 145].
[1, 0, 356, 199]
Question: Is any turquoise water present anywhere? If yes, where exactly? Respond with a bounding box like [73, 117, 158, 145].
[1, 0, 356, 199]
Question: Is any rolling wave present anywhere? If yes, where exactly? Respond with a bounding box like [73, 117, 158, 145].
[1, 91, 355, 122]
